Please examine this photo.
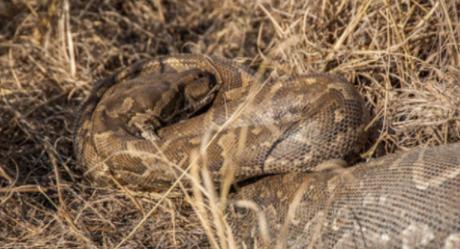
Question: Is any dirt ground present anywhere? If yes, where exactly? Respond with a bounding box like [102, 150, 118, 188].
[0, 0, 459, 248]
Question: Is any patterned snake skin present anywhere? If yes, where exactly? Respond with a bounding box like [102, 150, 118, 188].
[229, 143, 460, 248]
[74, 54, 460, 248]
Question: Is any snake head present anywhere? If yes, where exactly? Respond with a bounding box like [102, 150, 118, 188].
[178, 69, 220, 114]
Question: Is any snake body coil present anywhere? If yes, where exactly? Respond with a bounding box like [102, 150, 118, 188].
[74, 54, 460, 248]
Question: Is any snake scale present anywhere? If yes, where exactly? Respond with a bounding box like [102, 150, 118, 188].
[74, 54, 460, 248]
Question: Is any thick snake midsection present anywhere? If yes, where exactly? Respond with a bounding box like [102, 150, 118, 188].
[229, 143, 460, 248]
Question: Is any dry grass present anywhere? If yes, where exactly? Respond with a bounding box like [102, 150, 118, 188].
[0, 0, 459, 248]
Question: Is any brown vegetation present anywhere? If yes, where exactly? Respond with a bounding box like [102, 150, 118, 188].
[0, 0, 459, 248]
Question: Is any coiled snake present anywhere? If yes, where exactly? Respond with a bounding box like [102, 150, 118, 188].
[74, 54, 460, 248]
